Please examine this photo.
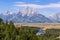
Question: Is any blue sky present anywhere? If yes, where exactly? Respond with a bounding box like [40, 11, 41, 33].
[0, 0, 60, 16]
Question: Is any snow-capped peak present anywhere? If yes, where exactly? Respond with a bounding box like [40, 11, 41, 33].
[0, 7, 39, 16]
[21, 7, 38, 16]
[2, 10, 13, 15]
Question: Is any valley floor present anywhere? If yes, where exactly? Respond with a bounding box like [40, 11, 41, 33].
[14, 23, 60, 30]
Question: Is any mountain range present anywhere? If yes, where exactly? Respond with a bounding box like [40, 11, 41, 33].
[49, 12, 60, 23]
[0, 8, 60, 23]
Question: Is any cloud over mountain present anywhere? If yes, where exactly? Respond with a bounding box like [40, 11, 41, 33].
[14, 2, 60, 8]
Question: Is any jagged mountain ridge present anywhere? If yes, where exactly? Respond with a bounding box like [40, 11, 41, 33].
[0, 8, 53, 23]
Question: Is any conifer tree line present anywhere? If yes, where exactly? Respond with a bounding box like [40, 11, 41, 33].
[0, 18, 60, 40]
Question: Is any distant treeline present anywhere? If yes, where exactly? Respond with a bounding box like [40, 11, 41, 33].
[0, 18, 60, 40]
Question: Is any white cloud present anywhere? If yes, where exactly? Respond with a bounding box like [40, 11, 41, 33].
[14, 2, 60, 8]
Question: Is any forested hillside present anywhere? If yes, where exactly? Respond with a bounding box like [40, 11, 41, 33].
[0, 18, 60, 40]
